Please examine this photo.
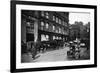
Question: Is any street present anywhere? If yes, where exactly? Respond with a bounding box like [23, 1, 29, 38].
[33, 47, 69, 62]
[21, 46, 90, 63]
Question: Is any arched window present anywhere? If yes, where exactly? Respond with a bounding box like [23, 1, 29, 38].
[53, 25, 55, 30]
[46, 23, 49, 29]
[59, 28, 61, 33]
[41, 21, 44, 30]
[56, 17, 58, 23]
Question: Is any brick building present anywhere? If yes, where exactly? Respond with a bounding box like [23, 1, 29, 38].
[21, 10, 69, 46]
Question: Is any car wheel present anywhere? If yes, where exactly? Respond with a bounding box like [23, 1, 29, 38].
[74, 52, 80, 59]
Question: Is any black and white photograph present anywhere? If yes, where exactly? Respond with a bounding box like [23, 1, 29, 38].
[11, 1, 97, 72]
[21, 10, 90, 63]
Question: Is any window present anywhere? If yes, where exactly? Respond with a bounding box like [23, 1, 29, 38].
[58, 37, 61, 40]
[26, 22, 34, 29]
[41, 34, 46, 41]
[46, 12, 49, 18]
[46, 35, 49, 41]
[41, 34, 49, 41]
[46, 23, 49, 29]
[59, 19, 61, 24]
[63, 38, 65, 40]
[41, 21, 44, 26]
[59, 28, 61, 33]
[53, 36, 55, 40]
[56, 17, 58, 23]
[26, 22, 31, 26]
[62, 29, 64, 34]
[53, 25, 55, 30]
[56, 29, 58, 33]
[53, 15, 55, 21]
[41, 21, 44, 30]
[56, 36, 58, 39]
[41, 11, 44, 16]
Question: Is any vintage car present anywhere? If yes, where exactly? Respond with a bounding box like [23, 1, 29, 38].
[67, 40, 87, 59]
[67, 45, 80, 59]
[67, 40, 84, 59]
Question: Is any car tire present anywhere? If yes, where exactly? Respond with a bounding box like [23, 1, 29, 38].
[74, 52, 80, 59]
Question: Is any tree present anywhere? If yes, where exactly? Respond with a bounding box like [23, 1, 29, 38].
[69, 21, 90, 41]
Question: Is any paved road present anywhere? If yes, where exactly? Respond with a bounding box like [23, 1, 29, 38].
[21, 47, 89, 63]
[33, 47, 69, 62]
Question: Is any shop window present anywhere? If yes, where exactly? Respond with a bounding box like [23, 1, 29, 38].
[46, 35, 49, 41]
[41, 34, 46, 41]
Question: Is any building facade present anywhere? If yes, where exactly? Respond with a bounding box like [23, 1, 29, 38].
[21, 10, 69, 45]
